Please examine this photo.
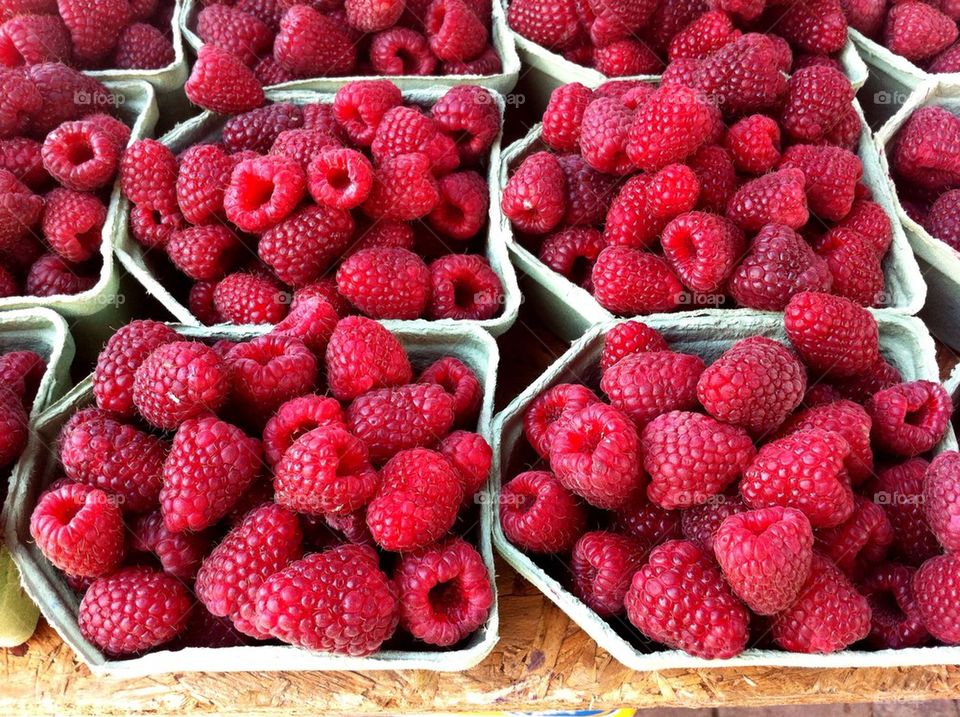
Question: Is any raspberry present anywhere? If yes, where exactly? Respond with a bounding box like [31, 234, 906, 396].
[667, 9, 740, 60]
[186, 44, 264, 114]
[270, 130, 340, 171]
[892, 106, 960, 192]
[254, 545, 398, 654]
[568, 531, 643, 617]
[813, 227, 885, 307]
[778, 400, 873, 485]
[501, 151, 566, 234]
[779, 144, 862, 222]
[600, 320, 668, 371]
[833, 357, 903, 404]
[726, 168, 809, 232]
[741, 428, 855, 528]
[599, 351, 704, 429]
[815, 495, 893, 580]
[57, 0, 129, 63]
[224, 155, 305, 233]
[121, 142, 180, 220]
[223, 103, 304, 155]
[79, 567, 191, 656]
[213, 272, 288, 325]
[262, 394, 344, 467]
[557, 155, 618, 228]
[425, 0, 487, 62]
[418, 357, 482, 427]
[681, 494, 745, 552]
[30, 483, 124, 578]
[784, 292, 881, 378]
[161, 416, 262, 532]
[225, 334, 318, 420]
[347, 383, 455, 464]
[774, 0, 848, 54]
[334, 247, 429, 320]
[325, 316, 412, 401]
[626, 84, 720, 172]
[362, 151, 439, 221]
[592, 39, 663, 76]
[59, 414, 168, 512]
[862, 563, 930, 649]
[93, 320, 178, 416]
[923, 451, 960, 552]
[542, 83, 592, 153]
[442, 44, 501, 74]
[873, 458, 939, 566]
[113, 21, 174, 69]
[292, 278, 350, 316]
[42, 120, 120, 192]
[366, 447, 462, 550]
[625, 540, 750, 659]
[0, 137, 48, 190]
[258, 205, 354, 288]
[660, 211, 743, 294]
[40, 188, 104, 263]
[0, 168, 41, 250]
[506, 0, 580, 49]
[549, 402, 643, 510]
[780, 66, 854, 145]
[302, 147, 373, 211]
[0, 350, 43, 404]
[428, 253, 503, 320]
[591, 247, 683, 315]
[132, 341, 229, 430]
[885, 1, 958, 61]
[612, 494, 680, 552]
[771, 555, 871, 653]
[926, 189, 960, 250]
[332, 80, 402, 147]
[131, 510, 210, 581]
[128, 204, 182, 251]
[165, 225, 240, 282]
[523, 383, 598, 459]
[428, 170, 488, 240]
[868, 380, 951, 457]
[643, 411, 755, 510]
[195, 503, 303, 638]
[929, 39, 960, 71]
[0, 68, 38, 139]
[500, 470, 586, 553]
[538, 227, 604, 291]
[692, 34, 788, 116]
[25, 253, 97, 296]
[196, 5, 272, 67]
[23, 64, 107, 137]
[913, 552, 960, 644]
[345, 0, 402, 30]
[843, 0, 887, 36]
[578, 97, 635, 176]
[0, 14, 70, 67]
[369, 27, 437, 75]
[724, 114, 780, 175]
[836, 199, 894, 256]
[0, 0, 57, 21]
[274, 5, 357, 77]
[438, 430, 490, 500]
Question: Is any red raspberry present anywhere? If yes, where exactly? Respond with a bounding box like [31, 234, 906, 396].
[42, 120, 120, 192]
[913, 552, 960, 644]
[501, 151, 565, 234]
[626, 84, 719, 172]
[924, 451, 960, 551]
[425, 0, 487, 62]
[0, 264, 16, 297]
[25, 253, 97, 296]
[269, 294, 337, 353]
[335, 247, 430, 319]
[418, 356, 482, 427]
[741, 428, 855, 528]
[873, 458, 939, 566]
[93, 320, 178, 416]
[185, 44, 264, 114]
[570, 531, 644, 617]
[775, 0, 848, 54]
[79, 567, 191, 656]
[832, 357, 902, 404]
[813, 227, 885, 307]
[599, 320, 668, 372]
[549, 402, 643, 510]
[885, 1, 958, 61]
[868, 380, 951, 457]
[697, 337, 805, 438]
[161, 416, 262, 532]
[369, 28, 437, 75]
[500, 470, 586, 553]
[681, 494, 745, 553]
[59, 414, 168, 512]
[303, 147, 372, 211]
[538, 227, 604, 291]
[599, 351, 704, 429]
[778, 400, 873, 484]
[0, 349, 43, 404]
[332, 80, 402, 147]
[438, 430, 490, 500]
[132, 341, 229, 430]
[645, 411, 755, 510]
[0, 68, 40, 139]
[173, 145, 234, 226]
[254, 545, 398, 654]
[40, 188, 104, 263]
[325, 316, 412, 401]
[592, 39, 663, 76]
[57, 0, 130, 63]
[120, 139, 178, 215]
[223, 103, 304, 155]
[113, 22, 174, 69]
[131, 510, 210, 581]
[726, 168, 809, 232]
[30, 483, 124, 577]
[891, 106, 960, 192]
[834, 199, 893, 257]
[213, 272, 289, 325]
[817, 495, 893, 579]
[780, 66, 854, 144]
[784, 291, 881, 378]
[724, 114, 780, 175]
[225, 334, 317, 420]
[345, 0, 402, 31]
[224, 155, 305, 233]
[523, 383, 599, 459]
[442, 44, 501, 74]
[625, 540, 749, 659]
[0, 137, 48, 190]
[779, 144, 862, 222]
[578, 97, 635, 176]
[692, 33, 788, 116]
[428, 170, 488, 240]
[929, 39, 960, 71]
[667, 9, 740, 60]
[270, 129, 341, 170]
[687, 144, 736, 212]
[166, 225, 241, 282]
[557, 154, 618, 228]
[842, 0, 887, 36]
[542, 83, 592, 153]
[506, 0, 580, 49]
[262, 394, 344, 467]
[128, 201, 185, 249]
[258, 206, 353, 288]
[22, 64, 106, 137]
[0, 168, 41, 250]
[613, 494, 681, 554]
[772, 555, 871, 653]
[188, 281, 221, 326]
[660, 211, 743, 294]
[274, 5, 356, 77]
[0, 15, 70, 66]
[196, 5, 272, 67]
[362, 151, 439, 221]
[347, 383, 455, 464]
[591, 247, 683, 315]
[924, 189, 960, 252]
[428, 253, 503, 320]
[366, 447, 463, 550]
[862, 563, 930, 649]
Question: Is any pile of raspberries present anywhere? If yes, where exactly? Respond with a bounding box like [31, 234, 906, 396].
[501, 291, 960, 658]
[507, 0, 852, 77]
[183, 0, 500, 107]
[848, 0, 960, 72]
[29, 314, 495, 656]
[121, 80, 506, 325]
[0, 63, 136, 299]
[502, 65, 891, 315]
[889, 104, 960, 252]
[0, 0, 176, 71]
[0, 348, 45, 474]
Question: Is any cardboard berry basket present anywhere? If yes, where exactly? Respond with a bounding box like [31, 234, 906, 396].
[874, 79, 960, 350]
[180, 0, 521, 94]
[491, 309, 959, 671]
[114, 85, 521, 337]
[2, 320, 500, 676]
[497, 99, 928, 343]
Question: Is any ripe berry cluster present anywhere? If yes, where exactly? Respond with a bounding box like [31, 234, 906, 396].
[29, 315, 494, 657]
[0, 348, 44, 472]
[890, 105, 960, 253]
[850, 0, 960, 71]
[0, 64, 135, 299]
[502, 60, 894, 315]
[0, 0, 176, 71]
[121, 80, 505, 325]
[501, 291, 960, 658]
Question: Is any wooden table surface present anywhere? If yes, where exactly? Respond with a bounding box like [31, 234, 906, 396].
[4, 304, 960, 716]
